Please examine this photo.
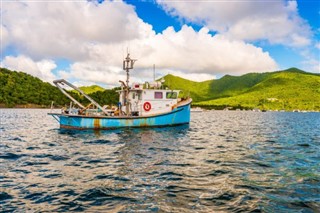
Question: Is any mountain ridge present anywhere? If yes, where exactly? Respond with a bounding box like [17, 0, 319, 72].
[163, 68, 320, 110]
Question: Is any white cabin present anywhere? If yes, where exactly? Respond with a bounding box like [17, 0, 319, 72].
[118, 82, 180, 116]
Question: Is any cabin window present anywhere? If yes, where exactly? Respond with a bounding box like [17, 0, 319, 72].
[166, 92, 177, 99]
[154, 92, 163, 99]
[132, 92, 136, 99]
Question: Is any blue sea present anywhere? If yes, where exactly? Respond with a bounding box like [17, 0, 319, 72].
[0, 109, 319, 212]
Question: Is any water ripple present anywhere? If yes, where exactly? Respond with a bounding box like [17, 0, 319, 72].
[0, 109, 319, 212]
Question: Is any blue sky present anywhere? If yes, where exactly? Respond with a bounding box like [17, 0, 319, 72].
[1, 0, 319, 87]
[126, 0, 319, 71]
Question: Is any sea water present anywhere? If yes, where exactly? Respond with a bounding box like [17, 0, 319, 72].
[0, 109, 319, 212]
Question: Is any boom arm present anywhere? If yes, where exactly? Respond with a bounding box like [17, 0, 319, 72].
[53, 79, 107, 114]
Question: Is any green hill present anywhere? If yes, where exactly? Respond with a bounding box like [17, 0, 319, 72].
[0, 68, 72, 107]
[163, 74, 212, 102]
[164, 68, 320, 111]
[72, 85, 105, 94]
[0, 68, 119, 108]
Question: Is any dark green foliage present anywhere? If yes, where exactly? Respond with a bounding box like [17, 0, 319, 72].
[0, 68, 119, 108]
[81, 88, 119, 106]
[0, 68, 71, 107]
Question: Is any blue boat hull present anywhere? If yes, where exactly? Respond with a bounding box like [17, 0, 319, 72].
[49, 103, 191, 129]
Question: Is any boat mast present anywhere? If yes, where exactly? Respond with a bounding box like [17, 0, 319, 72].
[123, 53, 136, 115]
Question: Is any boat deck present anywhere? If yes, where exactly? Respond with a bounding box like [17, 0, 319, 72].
[49, 98, 192, 119]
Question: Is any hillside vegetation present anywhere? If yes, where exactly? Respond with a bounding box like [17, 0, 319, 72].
[0, 68, 119, 108]
[163, 75, 212, 102]
[1, 67, 319, 110]
[164, 68, 320, 110]
[0, 68, 70, 107]
[72, 85, 105, 94]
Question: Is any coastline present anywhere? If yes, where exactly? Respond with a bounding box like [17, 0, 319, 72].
[0, 104, 60, 109]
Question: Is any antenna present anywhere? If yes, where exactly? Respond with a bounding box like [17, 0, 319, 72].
[123, 53, 137, 87]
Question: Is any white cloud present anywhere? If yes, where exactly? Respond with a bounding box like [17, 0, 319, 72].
[2, 0, 278, 87]
[133, 26, 278, 75]
[300, 49, 320, 73]
[157, 0, 312, 47]
[2, 0, 151, 60]
[57, 25, 277, 86]
[301, 58, 320, 73]
[72, 80, 104, 88]
[68, 61, 127, 87]
[158, 69, 216, 82]
[2, 55, 57, 83]
[1, 25, 9, 52]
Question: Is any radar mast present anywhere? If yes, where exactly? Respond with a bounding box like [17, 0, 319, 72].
[123, 53, 136, 87]
[123, 53, 137, 115]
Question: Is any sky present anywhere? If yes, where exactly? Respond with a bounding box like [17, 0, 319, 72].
[1, 0, 319, 88]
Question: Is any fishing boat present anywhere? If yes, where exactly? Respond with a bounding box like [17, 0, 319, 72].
[48, 54, 192, 129]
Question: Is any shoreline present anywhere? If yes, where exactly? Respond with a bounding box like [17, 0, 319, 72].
[0, 103, 61, 109]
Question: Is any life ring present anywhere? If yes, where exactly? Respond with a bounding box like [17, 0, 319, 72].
[143, 102, 151, 111]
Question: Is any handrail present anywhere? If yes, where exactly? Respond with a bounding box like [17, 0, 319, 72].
[53, 79, 108, 114]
